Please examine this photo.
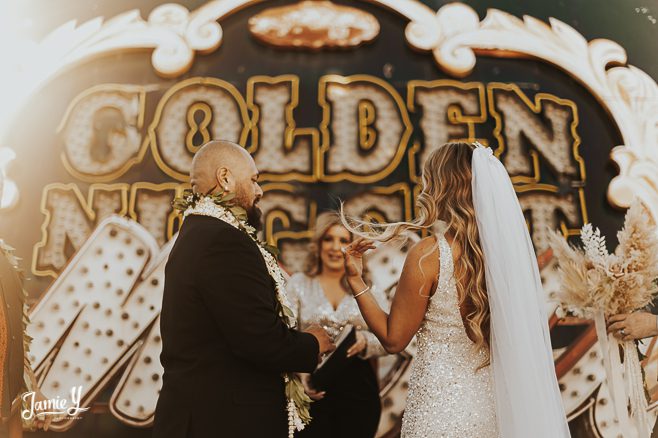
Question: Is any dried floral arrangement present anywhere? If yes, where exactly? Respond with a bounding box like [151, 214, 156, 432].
[548, 200, 658, 437]
[548, 201, 658, 318]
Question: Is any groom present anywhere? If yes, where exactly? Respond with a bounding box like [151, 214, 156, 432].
[153, 140, 334, 437]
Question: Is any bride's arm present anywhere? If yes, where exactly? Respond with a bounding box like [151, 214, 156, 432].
[345, 237, 438, 354]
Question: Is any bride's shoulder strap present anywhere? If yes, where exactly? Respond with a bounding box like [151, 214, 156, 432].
[432, 220, 452, 264]
[436, 232, 453, 288]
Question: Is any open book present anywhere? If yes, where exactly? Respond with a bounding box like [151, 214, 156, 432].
[311, 324, 356, 391]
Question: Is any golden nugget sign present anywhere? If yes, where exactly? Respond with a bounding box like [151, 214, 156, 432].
[34, 75, 585, 278]
[15, 1, 657, 436]
[29, 73, 588, 432]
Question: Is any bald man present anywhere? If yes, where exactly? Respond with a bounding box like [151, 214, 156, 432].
[153, 140, 333, 438]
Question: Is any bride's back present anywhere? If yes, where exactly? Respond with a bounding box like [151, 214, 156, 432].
[402, 224, 499, 438]
[343, 142, 492, 358]
[414, 143, 492, 359]
[390, 143, 499, 436]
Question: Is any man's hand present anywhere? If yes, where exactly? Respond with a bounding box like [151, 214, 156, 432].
[304, 325, 335, 361]
[607, 312, 658, 341]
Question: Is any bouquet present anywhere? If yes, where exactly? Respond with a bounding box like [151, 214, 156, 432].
[548, 200, 658, 437]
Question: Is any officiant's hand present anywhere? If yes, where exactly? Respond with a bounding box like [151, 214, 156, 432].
[305, 325, 336, 359]
[343, 238, 376, 279]
[299, 373, 326, 401]
[346, 330, 367, 358]
[607, 312, 658, 341]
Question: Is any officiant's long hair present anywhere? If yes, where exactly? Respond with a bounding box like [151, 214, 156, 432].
[341, 142, 490, 363]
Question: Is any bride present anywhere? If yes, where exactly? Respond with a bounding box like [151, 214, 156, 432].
[341, 142, 571, 437]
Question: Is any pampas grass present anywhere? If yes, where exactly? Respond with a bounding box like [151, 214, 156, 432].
[547, 200, 658, 318]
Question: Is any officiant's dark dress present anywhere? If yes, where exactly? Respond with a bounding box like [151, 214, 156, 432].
[153, 215, 320, 438]
[286, 273, 387, 438]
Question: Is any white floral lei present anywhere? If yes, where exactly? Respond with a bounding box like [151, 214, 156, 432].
[184, 197, 307, 436]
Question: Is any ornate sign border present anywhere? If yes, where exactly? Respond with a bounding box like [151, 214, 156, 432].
[1, 0, 656, 218]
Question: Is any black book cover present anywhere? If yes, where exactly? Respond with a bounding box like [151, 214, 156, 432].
[311, 324, 356, 391]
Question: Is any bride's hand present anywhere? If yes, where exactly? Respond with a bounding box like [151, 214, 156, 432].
[342, 238, 376, 279]
[299, 373, 325, 401]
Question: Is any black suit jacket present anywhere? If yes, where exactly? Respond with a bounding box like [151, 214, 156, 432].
[153, 215, 319, 438]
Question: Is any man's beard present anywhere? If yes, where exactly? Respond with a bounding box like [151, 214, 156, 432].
[235, 184, 263, 231]
[246, 203, 263, 231]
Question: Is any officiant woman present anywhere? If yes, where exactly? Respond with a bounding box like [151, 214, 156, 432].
[286, 212, 388, 438]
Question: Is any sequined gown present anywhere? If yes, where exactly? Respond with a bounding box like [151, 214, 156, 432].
[401, 233, 499, 438]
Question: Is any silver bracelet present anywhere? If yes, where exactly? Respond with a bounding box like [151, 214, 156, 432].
[353, 285, 371, 299]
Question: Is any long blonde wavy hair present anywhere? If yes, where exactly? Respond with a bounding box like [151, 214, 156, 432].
[341, 142, 490, 364]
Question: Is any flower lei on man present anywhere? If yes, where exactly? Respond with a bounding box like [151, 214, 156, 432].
[173, 189, 312, 437]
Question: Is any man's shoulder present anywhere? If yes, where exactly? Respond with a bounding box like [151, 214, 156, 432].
[180, 215, 253, 246]
[182, 214, 238, 233]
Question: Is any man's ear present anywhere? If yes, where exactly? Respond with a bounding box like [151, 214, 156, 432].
[216, 167, 233, 192]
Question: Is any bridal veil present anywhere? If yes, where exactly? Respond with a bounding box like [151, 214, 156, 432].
[471, 144, 571, 437]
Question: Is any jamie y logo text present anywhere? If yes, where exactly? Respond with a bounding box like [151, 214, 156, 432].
[21, 385, 90, 420]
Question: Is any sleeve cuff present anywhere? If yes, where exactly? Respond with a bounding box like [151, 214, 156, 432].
[358, 329, 386, 359]
[302, 330, 320, 371]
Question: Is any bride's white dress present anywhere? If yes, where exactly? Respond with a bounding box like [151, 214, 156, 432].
[401, 232, 499, 437]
